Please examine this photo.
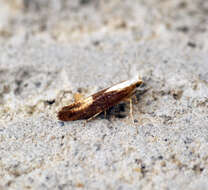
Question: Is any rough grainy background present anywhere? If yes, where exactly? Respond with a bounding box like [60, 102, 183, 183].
[0, 0, 208, 189]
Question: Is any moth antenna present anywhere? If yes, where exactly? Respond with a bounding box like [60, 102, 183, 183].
[119, 49, 131, 79]
[111, 49, 127, 82]
[121, 47, 140, 79]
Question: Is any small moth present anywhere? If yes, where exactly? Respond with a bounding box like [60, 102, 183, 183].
[58, 76, 143, 121]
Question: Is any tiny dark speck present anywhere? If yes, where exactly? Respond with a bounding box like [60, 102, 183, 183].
[184, 137, 193, 144]
[177, 26, 189, 33]
[158, 155, 163, 160]
[141, 164, 146, 169]
[46, 99, 55, 105]
[80, 0, 91, 5]
[178, 2, 187, 8]
[200, 168, 204, 172]
[77, 88, 82, 93]
[15, 80, 22, 86]
[24, 83, 28, 87]
[95, 144, 101, 151]
[187, 42, 196, 48]
[93, 40, 100, 46]
[35, 82, 41, 87]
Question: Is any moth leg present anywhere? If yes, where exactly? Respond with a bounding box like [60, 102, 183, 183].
[104, 111, 107, 118]
[83, 111, 103, 127]
[132, 94, 138, 104]
[129, 98, 134, 123]
[123, 97, 134, 123]
[87, 111, 102, 122]
[123, 97, 134, 122]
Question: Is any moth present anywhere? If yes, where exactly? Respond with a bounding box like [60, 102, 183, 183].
[58, 76, 143, 121]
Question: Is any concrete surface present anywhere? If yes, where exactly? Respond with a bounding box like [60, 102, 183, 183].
[0, 0, 208, 189]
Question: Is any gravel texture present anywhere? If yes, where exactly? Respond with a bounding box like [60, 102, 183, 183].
[0, 0, 208, 189]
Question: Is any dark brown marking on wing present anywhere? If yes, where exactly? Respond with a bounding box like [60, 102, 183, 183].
[57, 88, 108, 121]
[57, 102, 83, 121]
[57, 80, 142, 121]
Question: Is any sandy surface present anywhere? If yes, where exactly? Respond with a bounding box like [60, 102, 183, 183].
[0, 0, 208, 189]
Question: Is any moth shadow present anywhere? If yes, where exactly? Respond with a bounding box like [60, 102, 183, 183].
[98, 102, 128, 120]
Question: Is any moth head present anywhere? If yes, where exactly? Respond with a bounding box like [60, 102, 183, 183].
[135, 76, 143, 87]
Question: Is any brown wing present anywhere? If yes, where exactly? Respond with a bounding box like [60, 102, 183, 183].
[57, 83, 137, 121]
